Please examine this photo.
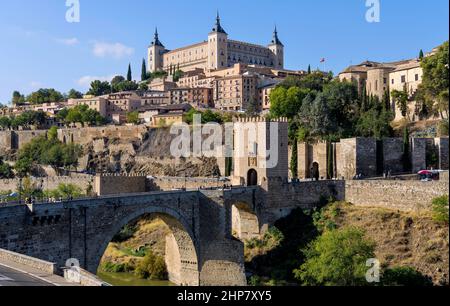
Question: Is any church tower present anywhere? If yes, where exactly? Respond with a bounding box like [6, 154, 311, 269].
[207, 12, 228, 71]
[268, 26, 284, 69]
[148, 28, 166, 72]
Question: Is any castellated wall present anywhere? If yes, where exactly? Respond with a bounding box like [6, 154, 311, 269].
[94, 174, 147, 196]
[148, 177, 224, 191]
[345, 180, 449, 212]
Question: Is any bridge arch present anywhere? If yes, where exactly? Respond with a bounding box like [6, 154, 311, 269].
[93, 206, 199, 286]
[231, 202, 260, 241]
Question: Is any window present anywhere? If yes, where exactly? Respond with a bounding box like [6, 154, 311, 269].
[391, 79, 395, 85]
[415, 74, 419, 81]
[383, 78, 387, 84]
[401, 75, 406, 83]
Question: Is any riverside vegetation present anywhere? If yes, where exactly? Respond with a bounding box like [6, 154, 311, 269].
[97, 196, 449, 286]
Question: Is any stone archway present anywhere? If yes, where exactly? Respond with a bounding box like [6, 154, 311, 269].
[311, 162, 320, 181]
[231, 202, 260, 241]
[247, 169, 258, 186]
[94, 208, 199, 286]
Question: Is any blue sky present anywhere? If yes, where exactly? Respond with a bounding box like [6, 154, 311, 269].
[0, 0, 448, 104]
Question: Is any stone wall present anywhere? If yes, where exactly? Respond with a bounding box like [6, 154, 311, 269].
[58, 125, 148, 145]
[345, 180, 449, 211]
[336, 138, 377, 179]
[411, 138, 427, 172]
[436, 138, 449, 170]
[0, 175, 93, 193]
[148, 177, 224, 191]
[297, 141, 328, 179]
[0, 248, 57, 274]
[383, 138, 405, 174]
[94, 174, 147, 196]
[0, 131, 12, 152]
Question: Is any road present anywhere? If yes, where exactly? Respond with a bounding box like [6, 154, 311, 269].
[0, 264, 53, 286]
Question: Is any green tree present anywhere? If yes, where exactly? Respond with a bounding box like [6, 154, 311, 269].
[0, 157, 13, 179]
[139, 82, 149, 91]
[402, 126, 411, 172]
[294, 227, 376, 286]
[87, 80, 111, 96]
[26, 88, 64, 104]
[135, 251, 168, 280]
[12, 91, 25, 105]
[0, 116, 11, 130]
[127, 63, 132, 81]
[67, 89, 83, 99]
[141, 59, 147, 81]
[173, 69, 184, 82]
[126, 111, 140, 124]
[290, 140, 298, 179]
[47, 126, 58, 141]
[418, 41, 449, 119]
[307, 65, 311, 74]
[382, 267, 432, 286]
[391, 86, 409, 118]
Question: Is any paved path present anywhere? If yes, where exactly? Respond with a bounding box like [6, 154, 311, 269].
[0, 264, 53, 286]
[0, 259, 80, 287]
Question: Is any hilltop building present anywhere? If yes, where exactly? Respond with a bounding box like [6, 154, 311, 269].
[148, 13, 285, 73]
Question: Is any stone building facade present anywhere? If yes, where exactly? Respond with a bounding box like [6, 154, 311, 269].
[297, 137, 449, 180]
[148, 13, 285, 73]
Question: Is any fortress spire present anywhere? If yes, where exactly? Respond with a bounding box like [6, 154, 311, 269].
[271, 25, 283, 46]
[212, 11, 227, 34]
[152, 27, 164, 47]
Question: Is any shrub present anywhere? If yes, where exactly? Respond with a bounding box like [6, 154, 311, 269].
[432, 195, 449, 224]
[382, 267, 433, 286]
[294, 227, 376, 286]
[135, 251, 168, 280]
[112, 224, 137, 243]
[248, 275, 262, 286]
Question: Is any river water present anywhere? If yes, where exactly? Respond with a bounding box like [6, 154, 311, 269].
[98, 271, 175, 286]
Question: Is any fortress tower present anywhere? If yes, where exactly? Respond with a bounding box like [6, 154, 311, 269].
[268, 26, 284, 69]
[207, 12, 229, 71]
[231, 117, 289, 189]
[148, 28, 165, 72]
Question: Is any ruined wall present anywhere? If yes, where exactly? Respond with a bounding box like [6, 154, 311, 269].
[0, 175, 93, 193]
[58, 125, 148, 145]
[94, 174, 147, 196]
[0, 131, 12, 152]
[346, 180, 449, 211]
[297, 142, 328, 179]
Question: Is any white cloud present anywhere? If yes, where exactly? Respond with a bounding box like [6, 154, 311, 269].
[57, 37, 80, 46]
[76, 75, 116, 88]
[92, 41, 134, 59]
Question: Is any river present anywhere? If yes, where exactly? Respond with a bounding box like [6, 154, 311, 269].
[98, 271, 175, 286]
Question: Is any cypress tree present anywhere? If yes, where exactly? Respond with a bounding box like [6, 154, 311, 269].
[290, 140, 298, 179]
[141, 59, 147, 81]
[419, 49, 424, 60]
[307, 65, 311, 74]
[327, 142, 334, 179]
[127, 63, 132, 81]
[403, 126, 411, 172]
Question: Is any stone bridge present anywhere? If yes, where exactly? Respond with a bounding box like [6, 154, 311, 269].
[0, 181, 344, 286]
